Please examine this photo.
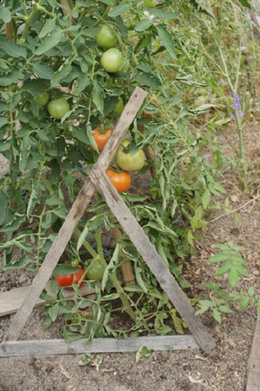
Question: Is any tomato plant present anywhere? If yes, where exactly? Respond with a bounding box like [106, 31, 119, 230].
[96, 25, 117, 49]
[116, 140, 145, 171]
[90, 126, 112, 152]
[106, 169, 131, 193]
[47, 98, 70, 119]
[1, 0, 250, 344]
[100, 48, 125, 73]
[56, 268, 85, 288]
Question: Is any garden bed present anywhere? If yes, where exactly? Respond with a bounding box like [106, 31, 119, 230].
[0, 123, 259, 391]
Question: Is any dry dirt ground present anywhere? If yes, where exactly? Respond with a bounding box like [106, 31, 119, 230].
[0, 123, 259, 391]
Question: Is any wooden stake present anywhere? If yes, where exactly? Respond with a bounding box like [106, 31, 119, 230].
[112, 225, 136, 285]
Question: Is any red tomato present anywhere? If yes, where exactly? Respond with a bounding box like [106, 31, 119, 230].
[106, 169, 131, 193]
[90, 126, 112, 152]
[56, 267, 85, 288]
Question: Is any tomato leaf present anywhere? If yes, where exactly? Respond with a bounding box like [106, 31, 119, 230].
[134, 264, 148, 293]
[134, 73, 161, 88]
[35, 28, 63, 55]
[0, 6, 11, 23]
[75, 74, 90, 93]
[48, 303, 59, 322]
[53, 265, 78, 277]
[51, 63, 72, 87]
[108, 4, 131, 17]
[76, 222, 89, 253]
[39, 18, 56, 38]
[135, 19, 153, 32]
[150, 10, 179, 19]
[0, 37, 27, 58]
[92, 80, 104, 115]
[156, 26, 176, 60]
[201, 189, 211, 209]
[32, 62, 54, 80]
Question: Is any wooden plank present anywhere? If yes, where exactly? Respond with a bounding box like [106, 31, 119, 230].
[0, 282, 96, 317]
[0, 335, 199, 357]
[89, 168, 216, 352]
[246, 315, 260, 391]
[3, 87, 147, 342]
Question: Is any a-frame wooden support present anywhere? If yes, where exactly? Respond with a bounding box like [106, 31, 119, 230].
[0, 87, 215, 355]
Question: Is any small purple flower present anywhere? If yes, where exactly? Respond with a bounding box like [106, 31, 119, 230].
[230, 91, 244, 120]
[231, 102, 240, 109]
[232, 91, 241, 101]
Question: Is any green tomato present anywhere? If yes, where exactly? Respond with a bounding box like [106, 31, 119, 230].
[71, 258, 79, 268]
[96, 25, 117, 49]
[47, 98, 70, 120]
[34, 91, 49, 107]
[100, 48, 124, 74]
[86, 261, 105, 281]
[116, 140, 145, 172]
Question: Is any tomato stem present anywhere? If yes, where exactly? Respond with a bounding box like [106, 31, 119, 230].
[94, 211, 136, 322]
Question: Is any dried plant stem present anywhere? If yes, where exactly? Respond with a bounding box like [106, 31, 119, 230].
[210, 195, 260, 223]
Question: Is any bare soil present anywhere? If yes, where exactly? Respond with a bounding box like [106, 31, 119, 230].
[0, 123, 259, 391]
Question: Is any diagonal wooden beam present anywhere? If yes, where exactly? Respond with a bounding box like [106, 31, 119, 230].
[3, 87, 147, 342]
[89, 168, 216, 352]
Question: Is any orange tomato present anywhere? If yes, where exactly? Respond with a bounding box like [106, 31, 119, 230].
[106, 169, 131, 193]
[91, 126, 112, 152]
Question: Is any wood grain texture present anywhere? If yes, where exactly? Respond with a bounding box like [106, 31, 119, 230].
[0, 282, 96, 317]
[89, 168, 216, 352]
[0, 335, 199, 357]
[246, 315, 260, 391]
[3, 87, 147, 342]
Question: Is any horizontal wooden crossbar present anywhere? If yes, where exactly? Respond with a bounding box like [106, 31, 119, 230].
[0, 335, 199, 357]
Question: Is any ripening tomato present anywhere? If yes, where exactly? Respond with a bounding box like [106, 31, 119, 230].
[96, 25, 117, 49]
[34, 91, 49, 107]
[100, 48, 124, 73]
[56, 267, 85, 288]
[90, 126, 112, 152]
[116, 140, 145, 171]
[86, 261, 105, 281]
[106, 169, 131, 193]
[47, 98, 70, 119]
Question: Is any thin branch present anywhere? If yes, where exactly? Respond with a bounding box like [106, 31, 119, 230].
[210, 195, 260, 223]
